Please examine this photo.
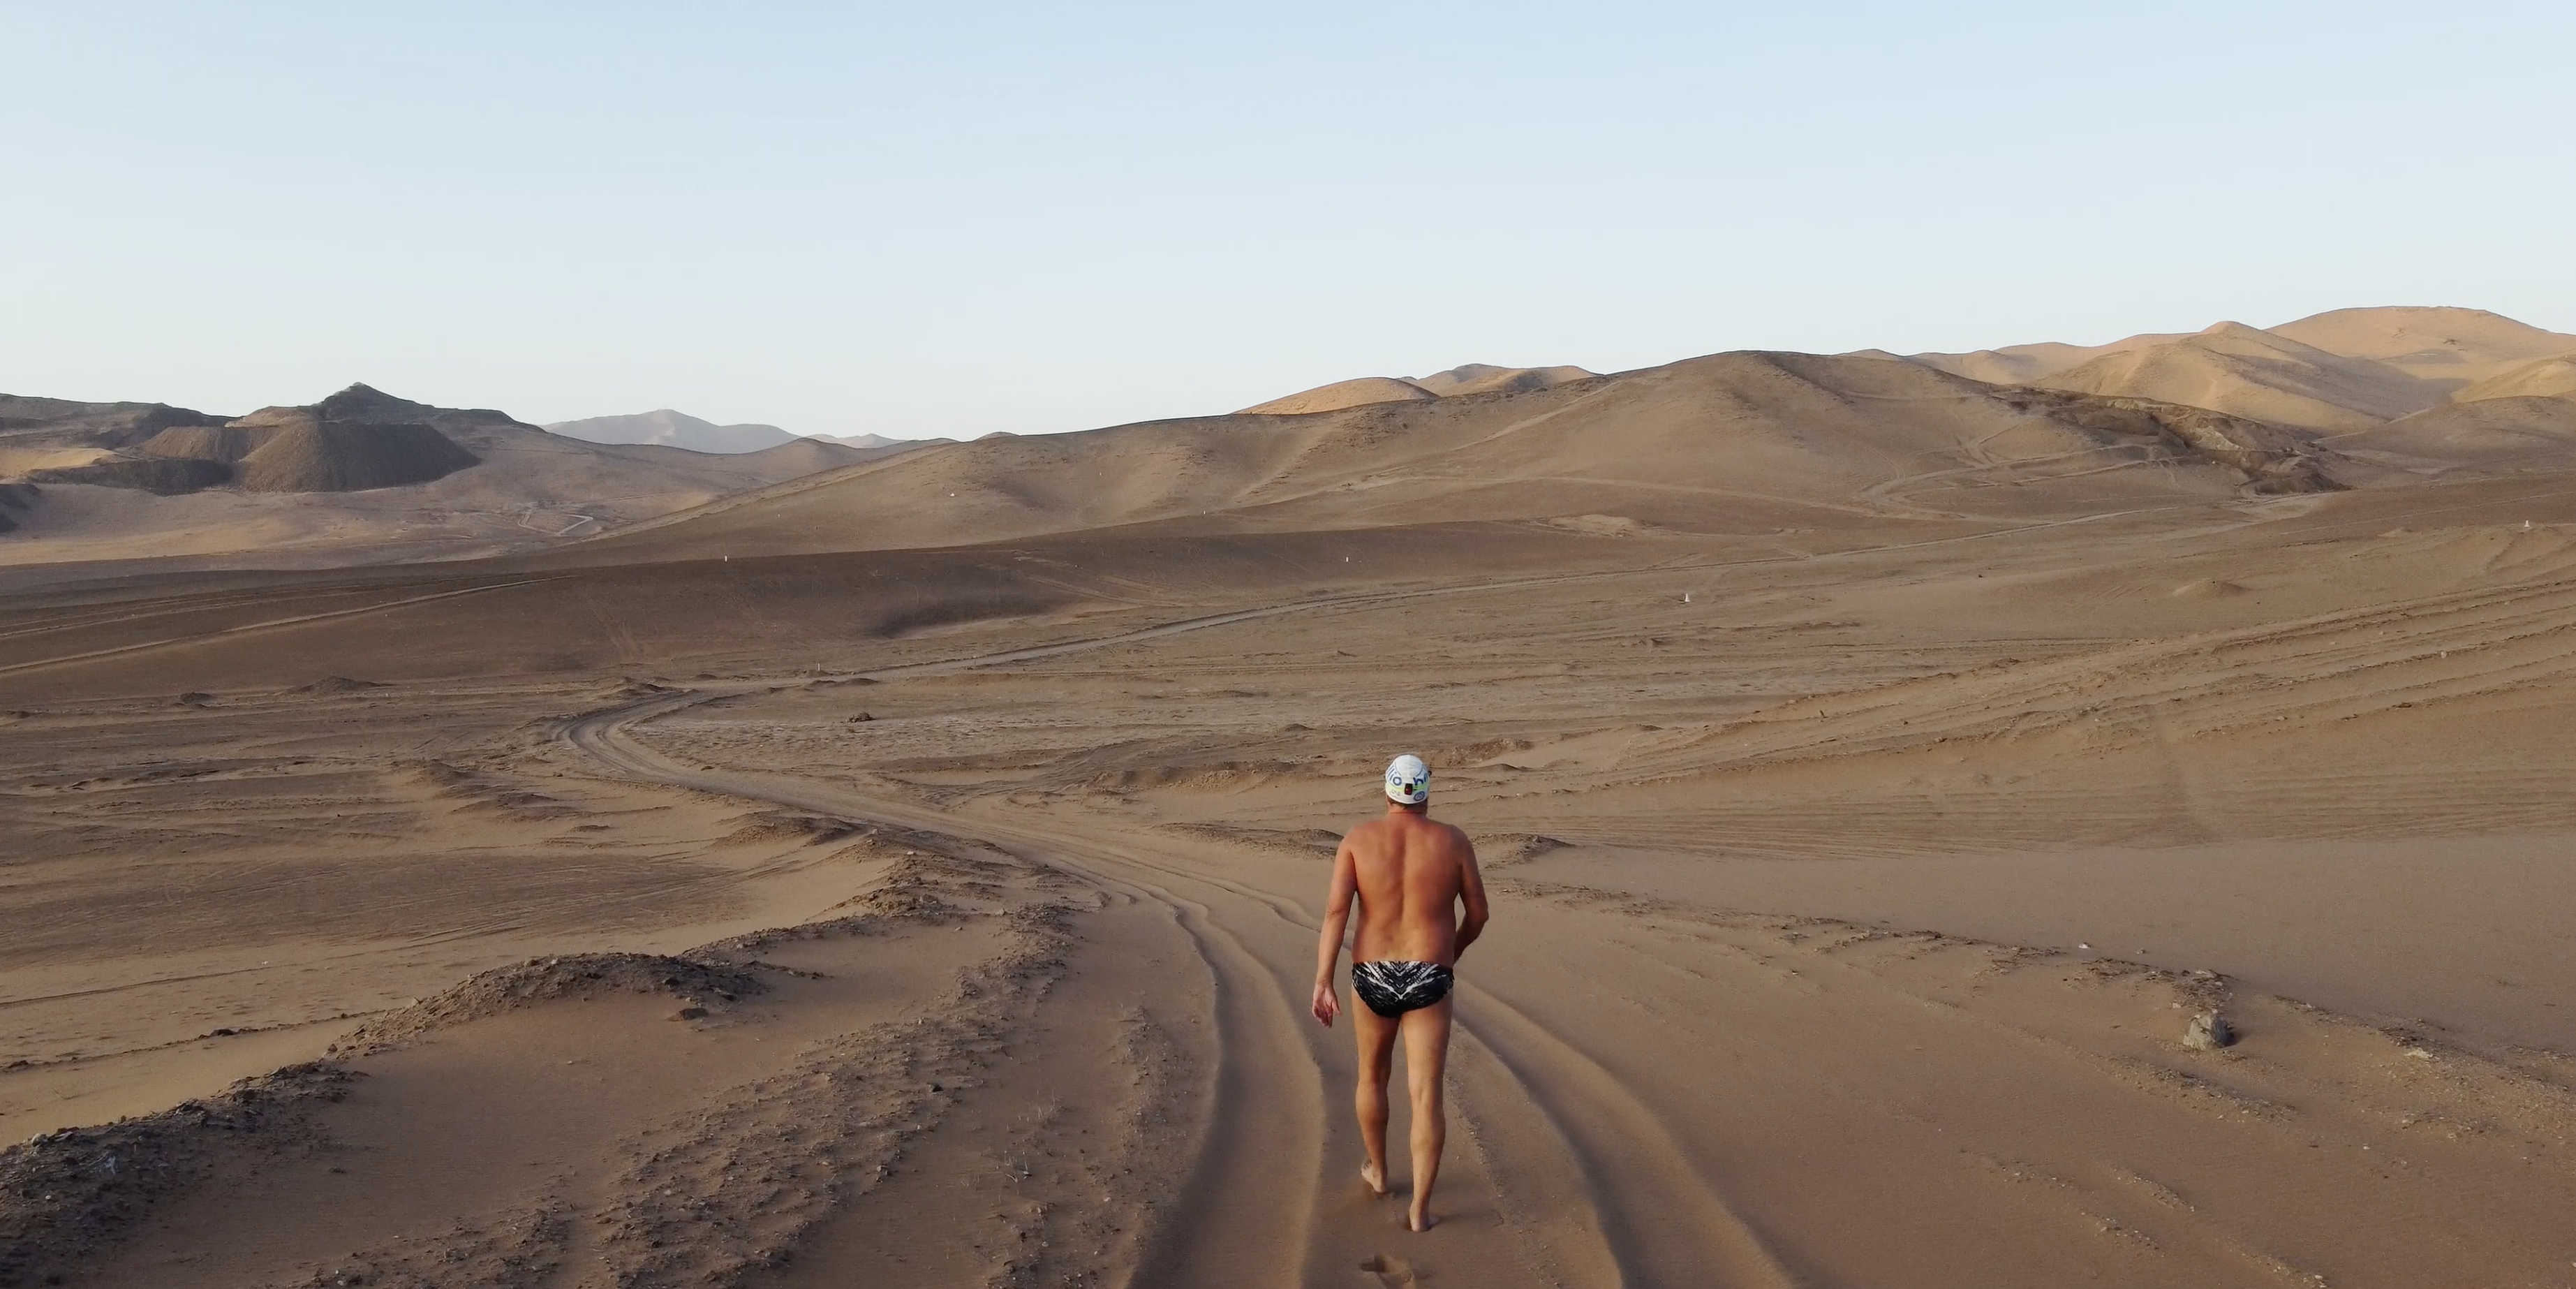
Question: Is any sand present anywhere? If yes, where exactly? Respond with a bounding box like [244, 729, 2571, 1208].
[10, 315, 2576, 1286]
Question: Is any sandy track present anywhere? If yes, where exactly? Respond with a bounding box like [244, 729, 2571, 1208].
[565, 699, 1661, 1286]
[540, 562, 2019, 1284]
[545, 587, 1691, 1283]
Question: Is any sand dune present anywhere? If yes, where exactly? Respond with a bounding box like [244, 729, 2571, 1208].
[2033, 321, 2442, 432]
[1238, 376, 1439, 415]
[1908, 306, 2576, 395]
[1241, 365, 1600, 413]
[2453, 355, 2576, 403]
[2270, 304, 2576, 384]
[1902, 332, 2184, 385]
[20, 309, 2572, 580]
[577, 351, 2353, 564]
[1409, 363, 1598, 397]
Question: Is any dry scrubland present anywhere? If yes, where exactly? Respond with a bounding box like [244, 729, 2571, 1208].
[7, 307, 2576, 1287]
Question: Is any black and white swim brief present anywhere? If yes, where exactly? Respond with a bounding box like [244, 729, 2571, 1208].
[1351, 959, 1456, 1017]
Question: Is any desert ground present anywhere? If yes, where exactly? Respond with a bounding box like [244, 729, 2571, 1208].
[9, 307, 2576, 1287]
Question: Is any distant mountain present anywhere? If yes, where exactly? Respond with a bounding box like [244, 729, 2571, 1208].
[0, 383, 880, 570]
[545, 409, 926, 456]
[545, 409, 800, 454]
[0, 395, 228, 443]
[813, 432, 909, 450]
[22, 383, 487, 495]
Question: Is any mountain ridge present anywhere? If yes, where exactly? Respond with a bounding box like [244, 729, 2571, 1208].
[545, 408, 928, 455]
[0, 383, 880, 572]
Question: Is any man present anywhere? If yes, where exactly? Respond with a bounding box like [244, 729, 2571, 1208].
[1310, 753, 1490, 1232]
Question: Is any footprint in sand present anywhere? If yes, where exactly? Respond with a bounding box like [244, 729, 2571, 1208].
[1358, 1252, 1423, 1286]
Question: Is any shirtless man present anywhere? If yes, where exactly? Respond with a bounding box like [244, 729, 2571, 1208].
[1310, 753, 1490, 1232]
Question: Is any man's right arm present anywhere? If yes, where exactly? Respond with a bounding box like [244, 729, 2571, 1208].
[1311, 839, 1360, 1026]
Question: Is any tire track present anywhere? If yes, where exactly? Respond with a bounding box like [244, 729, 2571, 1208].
[0, 577, 570, 677]
[1008, 816, 1799, 1288]
[566, 696, 1798, 1284]
[1457, 984, 1802, 1289]
[567, 702, 1329, 1287]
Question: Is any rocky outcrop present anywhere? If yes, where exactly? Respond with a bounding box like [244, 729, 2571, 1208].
[56, 385, 486, 494]
[1996, 387, 2345, 494]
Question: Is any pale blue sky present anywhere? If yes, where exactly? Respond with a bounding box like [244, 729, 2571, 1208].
[5, 3, 2570, 439]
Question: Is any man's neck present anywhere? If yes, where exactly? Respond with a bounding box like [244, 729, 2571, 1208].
[1388, 802, 1428, 817]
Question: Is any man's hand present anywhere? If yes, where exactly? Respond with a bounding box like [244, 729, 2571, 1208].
[1311, 980, 1340, 1027]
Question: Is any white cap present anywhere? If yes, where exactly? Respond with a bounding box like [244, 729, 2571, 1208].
[1384, 753, 1430, 804]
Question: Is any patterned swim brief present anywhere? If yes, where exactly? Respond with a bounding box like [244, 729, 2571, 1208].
[1351, 959, 1456, 1017]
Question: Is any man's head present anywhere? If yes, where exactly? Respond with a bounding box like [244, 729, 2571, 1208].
[1384, 753, 1430, 810]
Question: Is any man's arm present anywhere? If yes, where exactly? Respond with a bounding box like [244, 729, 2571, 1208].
[1310, 839, 1359, 1026]
[1452, 830, 1490, 957]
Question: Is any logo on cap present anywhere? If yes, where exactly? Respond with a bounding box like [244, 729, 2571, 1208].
[1384, 753, 1430, 804]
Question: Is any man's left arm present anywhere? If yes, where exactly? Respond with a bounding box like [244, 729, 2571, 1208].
[1453, 831, 1490, 957]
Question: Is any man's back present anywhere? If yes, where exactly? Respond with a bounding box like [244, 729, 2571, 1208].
[1342, 813, 1478, 966]
[1312, 755, 1491, 1232]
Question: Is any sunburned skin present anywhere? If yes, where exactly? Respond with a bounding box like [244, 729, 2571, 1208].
[1311, 770, 1490, 1233]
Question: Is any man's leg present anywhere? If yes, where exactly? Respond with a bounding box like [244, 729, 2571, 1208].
[1399, 996, 1455, 1231]
[1353, 1000, 1399, 1195]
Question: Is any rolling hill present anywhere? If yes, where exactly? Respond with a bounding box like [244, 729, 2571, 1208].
[2268, 305, 2576, 386]
[10, 307, 2573, 581]
[2454, 357, 2576, 404]
[0, 385, 893, 576]
[2028, 322, 2442, 432]
[561, 349, 2343, 565]
[1903, 307, 2576, 428]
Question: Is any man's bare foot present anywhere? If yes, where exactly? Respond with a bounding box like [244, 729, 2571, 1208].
[1360, 1161, 1389, 1195]
[1407, 1209, 1437, 1232]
